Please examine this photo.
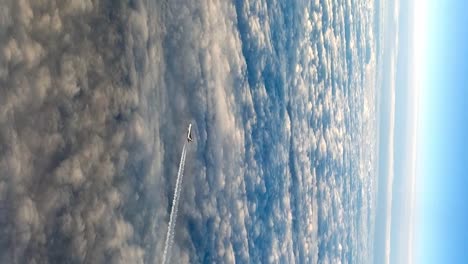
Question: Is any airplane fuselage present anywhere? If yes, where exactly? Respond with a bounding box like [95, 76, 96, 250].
[187, 124, 193, 142]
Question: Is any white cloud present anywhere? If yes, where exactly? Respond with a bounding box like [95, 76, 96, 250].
[384, 54, 397, 264]
[0, 0, 379, 262]
[0, 0, 158, 262]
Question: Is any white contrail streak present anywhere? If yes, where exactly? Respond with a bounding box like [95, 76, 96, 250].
[162, 142, 187, 264]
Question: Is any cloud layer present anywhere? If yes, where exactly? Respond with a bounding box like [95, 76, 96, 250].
[0, 0, 378, 263]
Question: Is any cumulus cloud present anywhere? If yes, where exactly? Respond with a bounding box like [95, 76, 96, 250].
[0, 0, 379, 263]
[0, 0, 159, 262]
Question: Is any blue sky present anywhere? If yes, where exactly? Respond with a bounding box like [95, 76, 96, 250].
[415, 0, 468, 263]
[376, 0, 468, 263]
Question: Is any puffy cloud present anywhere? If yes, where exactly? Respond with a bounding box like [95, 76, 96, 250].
[0, 0, 158, 262]
[0, 0, 378, 263]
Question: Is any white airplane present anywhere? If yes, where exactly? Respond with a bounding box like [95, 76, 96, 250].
[187, 123, 193, 142]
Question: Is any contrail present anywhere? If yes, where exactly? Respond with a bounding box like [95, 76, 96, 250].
[162, 142, 187, 264]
